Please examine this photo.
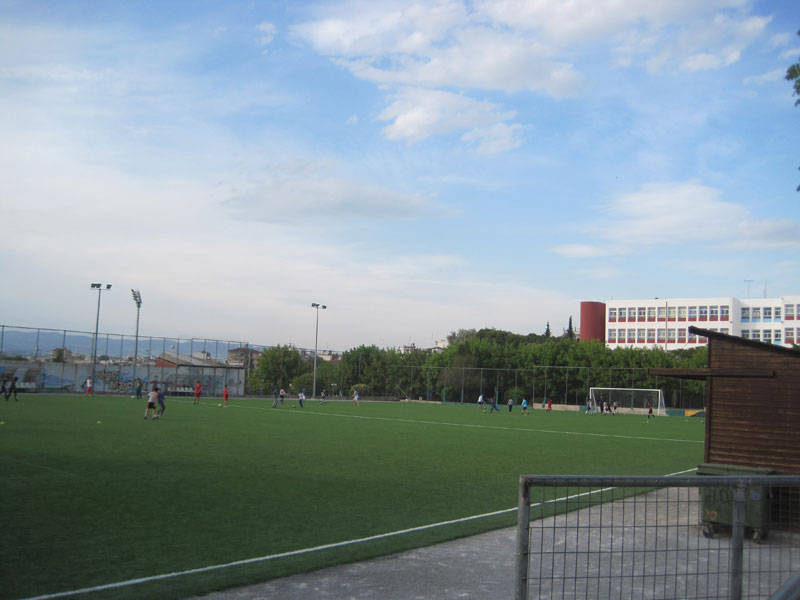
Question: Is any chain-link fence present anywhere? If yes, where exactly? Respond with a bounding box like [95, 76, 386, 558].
[515, 475, 800, 600]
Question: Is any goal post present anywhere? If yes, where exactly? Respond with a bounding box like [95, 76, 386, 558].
[588, 387, 666, 416]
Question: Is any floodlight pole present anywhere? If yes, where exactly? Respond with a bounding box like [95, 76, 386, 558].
[131, 290, 142, 388]
[90, 283, 112, 385]
[311, 302, 327, 398]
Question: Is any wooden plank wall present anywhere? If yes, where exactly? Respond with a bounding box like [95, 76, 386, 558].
[706, 337, 800, 473]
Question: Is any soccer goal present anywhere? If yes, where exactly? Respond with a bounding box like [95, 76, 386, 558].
[588, 388, 666, 416]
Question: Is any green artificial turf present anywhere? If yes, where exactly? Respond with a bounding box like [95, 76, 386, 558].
[0, 395, 704, 599]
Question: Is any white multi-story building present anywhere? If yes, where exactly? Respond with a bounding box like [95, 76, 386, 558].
[595, 296, 800, 350]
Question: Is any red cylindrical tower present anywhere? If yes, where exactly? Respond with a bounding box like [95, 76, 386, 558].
[580, 301, 606, 342]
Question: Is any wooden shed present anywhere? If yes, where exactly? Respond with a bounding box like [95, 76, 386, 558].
[650, 325, 800, 474]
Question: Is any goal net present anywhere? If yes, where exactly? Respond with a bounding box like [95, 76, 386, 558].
[588, 388, 666, 416]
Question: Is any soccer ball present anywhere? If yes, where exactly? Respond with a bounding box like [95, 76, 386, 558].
[218, 403, 222, 407]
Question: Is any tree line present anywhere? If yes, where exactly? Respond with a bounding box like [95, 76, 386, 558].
[247, 327, 708, 408]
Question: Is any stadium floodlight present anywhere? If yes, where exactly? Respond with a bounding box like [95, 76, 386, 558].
[131, 290, 142, 387]
[311, 303, 327, 399]
[90, 283, 112, 385]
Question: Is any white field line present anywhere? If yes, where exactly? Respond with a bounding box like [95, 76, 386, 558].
[21, 467, 698, 600]
[174, 398, 703, 445]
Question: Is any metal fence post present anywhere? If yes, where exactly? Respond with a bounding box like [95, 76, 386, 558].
[515, 475, 531, 600]
[730, 483, 746, 600]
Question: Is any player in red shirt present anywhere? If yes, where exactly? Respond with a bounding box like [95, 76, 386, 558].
[223, 385, 229, 407]
[194, 381, 201, 405]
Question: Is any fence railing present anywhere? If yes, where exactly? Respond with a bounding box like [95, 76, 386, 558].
[515, 475, 800, 600]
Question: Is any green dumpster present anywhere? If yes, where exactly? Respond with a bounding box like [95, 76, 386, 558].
[697, 462, 773, 542]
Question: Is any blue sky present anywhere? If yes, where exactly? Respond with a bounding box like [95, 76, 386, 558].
[1, 0, 798, 350]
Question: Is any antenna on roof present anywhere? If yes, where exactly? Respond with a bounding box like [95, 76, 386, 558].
[744, 279, 753, 298]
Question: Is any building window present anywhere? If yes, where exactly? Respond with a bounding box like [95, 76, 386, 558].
[667, 328, 676, 342]
[618, 308, 626, 321]
[637, 328, 645, 341]
[657, 307, 666, 320]
[752, 330, 761, 341]
[637, 307, 646, 321]
[688, 306, 697, 320]
[678, 306, 687, 320]
[786, 305, 795, 319]
[657, 328, 666, 342]
[668, 306, 676, 320]
[647, 329, 655, 342]
[741, 330, 750, 339]
[608, 329, 616, 342]
[775, 307, 781, 320]
[710, 306, 719, 320]
[647, 307, 656, 320]
[763, 330, 771, 343]
[678, 328, 686, 341]
[774, 329, 781, 343]
[608, 308, 616, 321]
[720, 305, 729, 320]
[688, 330, 697, 342]
[752, 307, 761, 321]
[720, 327, 729, 335]
[741, 307, 750, 321]
[787, 328, 795, 342]
[764, 307, 772, 321]
[627, 329, 636, 342]
[699, 306, 708, 320]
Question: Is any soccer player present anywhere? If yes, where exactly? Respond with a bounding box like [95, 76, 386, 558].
[521, 398, 529, 415]
[85, 376, 93, 396]
[5, 376, 18, 401]
[546, 397, 552, 412]
[298, 390, 304, 408]
[279, 388, 285, 405]
[319, 389, 327, 405]
[647, 401, 655, 420]
[477, 394, 484, 411]
[352, 389, 359, 407]
[507, 397, 513, 413]
[223, 385, 229, 407]
[193, 381, 201, 405]
[145, 387, 159, 419]
[157, 387, 166, 415]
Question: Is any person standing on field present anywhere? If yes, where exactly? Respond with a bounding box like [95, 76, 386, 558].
[546, 397, 552, 412]
[521, 398, 529, 415]
[85, 376, 93, 396]
[193, 381, 201, 405]
[507, 397, 514, 413]
[157, 387, 166, 415]
[5, 376, 18, 401]
[223, 385, 229, 407]
[477, 394, 485, 412]
[135, 378, 143, 399]
[490, 396, 501, 413]
[352, 389, 359, 407]
[279, 388, 285, 405]
[145, 387, 159, 419]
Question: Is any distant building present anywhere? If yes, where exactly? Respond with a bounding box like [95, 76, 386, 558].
[581, 296, 800, 350]
[156, 351, 227, 368]
[226, 346, 261, 369]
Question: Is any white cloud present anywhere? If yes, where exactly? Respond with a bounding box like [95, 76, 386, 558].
[744, 68, 786, 86]
[377, 87, 523, 151]
[223, 157, 444, 221]
[592, 182, 799, 250]
[551, 244, 611, 259]
[256, 21, 277, 47]
[346, 114, 359, 125]
[780, 47, 800, 61]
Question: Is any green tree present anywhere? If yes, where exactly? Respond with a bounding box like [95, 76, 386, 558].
[248, 345, 310, 395]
